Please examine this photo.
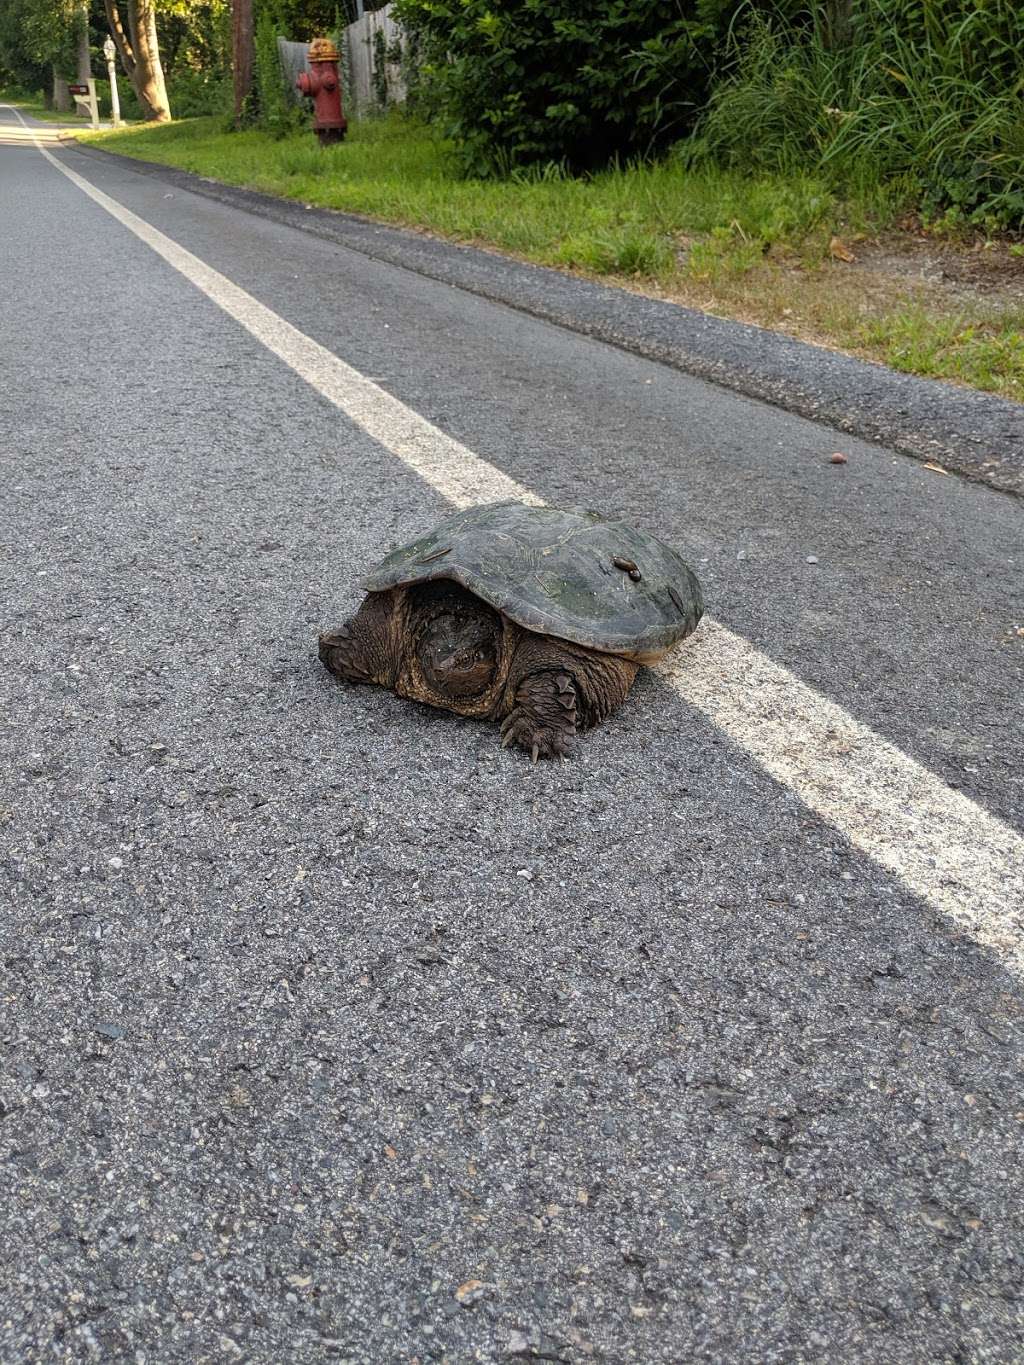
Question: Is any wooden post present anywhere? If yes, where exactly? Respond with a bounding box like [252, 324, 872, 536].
[69, 81, 100, 128]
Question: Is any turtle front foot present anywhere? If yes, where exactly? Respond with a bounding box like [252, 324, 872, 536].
[500, 671, 577, 762]
[318, 623, 373, 684]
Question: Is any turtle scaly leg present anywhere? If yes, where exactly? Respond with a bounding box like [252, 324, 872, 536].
[500, 671, 578, 762]
[499, 635, 641, 760]
[318, 590, 397, 688]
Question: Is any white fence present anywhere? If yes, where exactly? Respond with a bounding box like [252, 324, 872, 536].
[344, 4, 405, 113]
[276, 7, 406, 119]
[277, 38, 311, 103]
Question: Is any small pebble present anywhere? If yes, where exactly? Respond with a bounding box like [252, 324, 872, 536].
[805, 555, 819, 565]
[830, 452, 848, 464]
[516, 869, 533, 881]
[108, 856, 124, 870]
[455, 1278, 495, 1306]
[504, 1331, 536, 1357]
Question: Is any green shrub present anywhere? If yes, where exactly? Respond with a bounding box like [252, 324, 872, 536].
[165, 69, 228, 120]
[89, 76, 144, 122]
[253, 7, 303, 134]
[391, 0, 748, 176]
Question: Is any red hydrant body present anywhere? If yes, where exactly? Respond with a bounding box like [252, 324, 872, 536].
[297, 37, 347, 146]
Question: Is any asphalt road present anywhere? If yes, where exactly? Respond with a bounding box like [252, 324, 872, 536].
[2, 104, 1023, 1363]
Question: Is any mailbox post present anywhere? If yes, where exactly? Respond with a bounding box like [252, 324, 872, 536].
[68, 80, 99, 129]
[103, 36, 122, 128]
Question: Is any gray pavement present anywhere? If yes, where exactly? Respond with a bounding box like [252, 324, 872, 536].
[73, 137, 1024, 496]
[1, 104, 1023, 1363]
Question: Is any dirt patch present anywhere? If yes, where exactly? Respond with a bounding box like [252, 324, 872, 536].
[847, 230, 1024, 309]
[602, 226, 1024, 401]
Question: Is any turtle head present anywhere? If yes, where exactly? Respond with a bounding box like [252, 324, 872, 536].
[410, 581, 501, 703]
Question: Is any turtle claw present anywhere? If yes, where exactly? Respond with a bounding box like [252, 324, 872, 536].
[498, 672, 578, 762]
[497, 707, 573, 761]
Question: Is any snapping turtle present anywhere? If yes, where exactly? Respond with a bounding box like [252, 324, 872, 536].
[318, 502, 703, 760]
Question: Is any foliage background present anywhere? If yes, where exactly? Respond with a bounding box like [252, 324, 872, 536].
[387, 0, 1024, 227]
[2, 0, 1021, 228]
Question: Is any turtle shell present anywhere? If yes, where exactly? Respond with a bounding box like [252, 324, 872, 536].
[361, 502, 704, 663]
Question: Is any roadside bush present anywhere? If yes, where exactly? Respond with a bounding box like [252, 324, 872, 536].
[89, 77, 144, 122]
[684, 0, 1024, 230]
[390, 0, 754, 176]
[0, 79, 43, 102]
[165, 69, 228, 120]
[253, 7, 302, 134]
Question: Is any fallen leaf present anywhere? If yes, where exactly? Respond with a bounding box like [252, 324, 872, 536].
[829, 235, 856, 262]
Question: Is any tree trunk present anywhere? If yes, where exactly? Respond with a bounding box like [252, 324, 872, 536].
[74, 0, 92, 119]
[126, 0, 171, 121]
[52, 68, 72, 113]
[232, 0, 254, 128]
[105, 0, 138, 84]
[76, 1, 92, 84]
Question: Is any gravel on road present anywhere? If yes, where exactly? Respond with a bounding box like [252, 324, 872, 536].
[2, 108, 1023, 1364]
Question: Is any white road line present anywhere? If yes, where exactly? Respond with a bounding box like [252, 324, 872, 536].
[18, 112, 1024, 969]
[11, 108, 537, 513]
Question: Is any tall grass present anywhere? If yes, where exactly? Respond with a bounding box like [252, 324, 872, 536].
[684, 0, 1024, 230]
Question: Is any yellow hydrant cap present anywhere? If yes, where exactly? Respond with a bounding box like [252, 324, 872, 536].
[308, 37, 339, 62]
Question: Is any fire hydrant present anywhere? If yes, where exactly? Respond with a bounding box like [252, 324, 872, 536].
[297, 37, 347, 146]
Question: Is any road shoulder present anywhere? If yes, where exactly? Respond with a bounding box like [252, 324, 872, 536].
[69, 139, 1024, 495]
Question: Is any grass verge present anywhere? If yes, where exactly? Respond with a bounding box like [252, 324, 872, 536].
[0, 91, 88, 124]
[81, 113, 1024, 402]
